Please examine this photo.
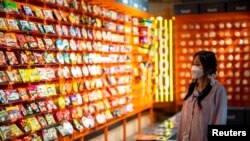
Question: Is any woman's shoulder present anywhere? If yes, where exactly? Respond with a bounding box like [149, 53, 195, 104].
[213, 80, 227, 94]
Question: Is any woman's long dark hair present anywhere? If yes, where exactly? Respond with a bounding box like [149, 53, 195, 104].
[184, 51, 217, 109]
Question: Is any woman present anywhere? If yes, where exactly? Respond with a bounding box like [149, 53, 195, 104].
[177, 51, 227, 141]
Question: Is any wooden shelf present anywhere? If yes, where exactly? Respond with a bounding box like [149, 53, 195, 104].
[0, 1, 153, 141]
[175, 12, 250, 106]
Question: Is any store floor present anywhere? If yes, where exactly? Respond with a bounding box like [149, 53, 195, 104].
[127, 122, 177, 141]
[127, 112, 180, 141]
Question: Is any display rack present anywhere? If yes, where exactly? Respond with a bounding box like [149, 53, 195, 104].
[131, 16, 154, 108]
[175, 12, 250, 107]
[0, 0, 153, 141]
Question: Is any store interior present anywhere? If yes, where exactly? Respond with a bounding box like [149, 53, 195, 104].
[0, 0, 249, 141]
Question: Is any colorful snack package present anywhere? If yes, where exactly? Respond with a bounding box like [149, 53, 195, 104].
[12, 69, 22, 82]
[37, 23, 45, 33]
[26, 85, 38, 100]
[29, 22, 39, 32]
[27, 117, 41, 133]
[20, 51, 29, 65]
[59, 11, 68, 22]
[45, 114, 56, 126]
[16, 34, 28, 49]
[25, 36, 38, 49]
[18, 20, 31, 31]
[55, 25, 63, 36]
[29, 102, 40, 113]
[69, 26, 76, 36]
[37, 85, 48, 98]
[17, 88, 29, 101]
[0, 125, 12, 140]
[46, 100, 57, 112]
[29, 68, 40, 82]
[5, 89, 20, 102]
[6, 105, 22, 122]
[19, 104, 29, 117]
[26, 51, 38, 64]
[0, 32, 6, 45]
[19, 119, 32, 133]
[0, 109, 10, 122]
[43, 53, 56, 64]
[5, 33, 18, 47]
[5, 70, 15, 82]
[36, 37, 45, 49]
[0, 89, 8, 104]
[37, 101, 47, 112]
[38, 68, 48, 80]
[46, 84, 57, 96]
[43, 38, 55, 50]
[72, 119, 83, 132]
[37, 115, 48, 128]
[33, 52, 45, 64]
[46, 68, 56, 80]
[62, 25, 68, 36]
[0, 18, 8, 31]
[43, 10, 54, 20]
[34, 8, 44, 19]
[6, 51, 18, 65]
[18, 69, 29, 82]
[57, 97, 66, 109]
[10, 124, 24, 137]
[42, 127, 58, 141]
[0, 51, 7, 66]
[53, 9, 62, 21]
[6, 19, 19, 30]
[43, 25, 55, 34]
[22, 5, 34, 16]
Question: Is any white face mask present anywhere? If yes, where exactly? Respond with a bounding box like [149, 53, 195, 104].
[191, 65, 204, 79]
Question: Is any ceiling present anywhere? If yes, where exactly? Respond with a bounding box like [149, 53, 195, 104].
[148, 0, 233, 4]
[147, 0, 239, 17]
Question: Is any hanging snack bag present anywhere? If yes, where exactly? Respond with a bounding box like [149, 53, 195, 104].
[22, 5, 34, 16]
[53, 9, 62, 21]
[6, 105, 22, 122]
[27, 117, 41, 133]
[0, 125, 12, 140]
[0, 18, 7, 31]
[16, 34, 28, 49]
[45, 114, 56, 126]
[26, 85, 38, 100]
[18, 20, 31, 31]
[17, 88, 29, 101]
[37, 115, 48, 128]
[10, 124, 23, 137]
[5, 89, 20, 102]
[42, 127, 58, 141]
[34, 8, 44, 19]
[0, 89, 8, 104]
[43, 10, 54, 20]
[6, 19, 19, 30]
[25, 36, 38, 49]
[37, 23, 45, 33]
[29, 22, 39, 32]
[37, 101, 47, 112]
[5, 33, 18, 47]
[0, 109, 9, 123]
[6, 51, 18, 65]
[0, 51, 6, 66]
[20, 51, 29, 65]
[36, 37, 45, 49]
